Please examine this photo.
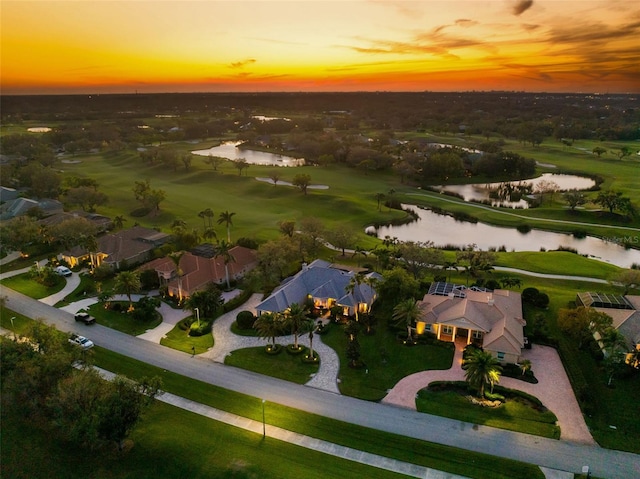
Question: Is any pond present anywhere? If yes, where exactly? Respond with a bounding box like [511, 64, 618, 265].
[436, 173, 596, 208]
[27, 127, 52, 133]
[374, 205, 640, 268]
[192, 141, 304, 166]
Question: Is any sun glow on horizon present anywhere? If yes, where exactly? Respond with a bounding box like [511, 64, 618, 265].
[2, 0, 639, 94]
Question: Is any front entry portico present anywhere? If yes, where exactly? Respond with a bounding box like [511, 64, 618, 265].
[435, 324, 476, 345]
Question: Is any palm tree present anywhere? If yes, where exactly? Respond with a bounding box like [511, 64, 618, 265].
[216, 240, 235, 289]
[519, 359, 532, 376]
[203, 208, 214, 228]
[501, 277, 522, 289]
[303, 318, 318, 360]
[375, 192, 385, 211]
[442, 261, 458, 283]
[254, 312, 283, 350]
[203, 227, 217, 243]
[392, 298, 421, 342]
[217, 210, 236, 242]
[285, 302, 308, 350]
[113, 215, 127, 230]
[198, 210, 207, 231]
[168, 251, 186, 302]
[114, 271, 141, 311]
[463, 348, 502, 398]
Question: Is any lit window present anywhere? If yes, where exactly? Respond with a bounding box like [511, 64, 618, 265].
[443, 326, 453, 334]
[497, 352, 505, 361]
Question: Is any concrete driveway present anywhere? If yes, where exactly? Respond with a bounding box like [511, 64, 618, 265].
[382, 342, 595, 444]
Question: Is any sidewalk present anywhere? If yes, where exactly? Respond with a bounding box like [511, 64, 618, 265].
[94, 366, 471, 479]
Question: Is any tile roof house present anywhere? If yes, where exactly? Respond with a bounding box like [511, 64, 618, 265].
[141, 245, 258, 300]
[577, 292, 640, 352]
[61, 226, 170, 269]
[0, 196, 64, 220]
[256, 259, 381, 317]
[418, 283, 526, 364]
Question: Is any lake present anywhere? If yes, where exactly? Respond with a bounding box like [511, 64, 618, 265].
[375, 205, 640, 268]
[192, 141, 304, 166]
[437, 173, 596, 208]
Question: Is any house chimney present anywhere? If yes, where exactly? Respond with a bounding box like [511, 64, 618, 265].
[487, 298, 494, 306]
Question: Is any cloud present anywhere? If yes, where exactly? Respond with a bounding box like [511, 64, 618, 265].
[455, 19, 478, 28]
[228, 59, 257, 69]
[512, 0, 534, 16]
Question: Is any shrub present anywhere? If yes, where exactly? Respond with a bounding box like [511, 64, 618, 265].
[178, 317, 194, 331]
[189, 320, 212, 337]
[533, 292, 549, 309]
[522, 287, 540, 305]
[516, 224, 531, 234]
[236, 310, 256, 330]
[139, 268, 160, 290]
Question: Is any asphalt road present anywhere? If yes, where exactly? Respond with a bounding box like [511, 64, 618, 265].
[2, 286, 639, 479]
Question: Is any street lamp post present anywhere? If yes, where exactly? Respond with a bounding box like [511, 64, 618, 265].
[194, 307, 200, 327]
[262, 399, 266, 438]
[10, 316, 16, 340]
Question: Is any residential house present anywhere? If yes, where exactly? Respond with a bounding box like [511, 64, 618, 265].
[141, 245, 258, 300]
[256, 259, 381, 317]
[39, 211, 112, 232]
[0, 196, 64, 220]
[61, 225, 170, 269]
[576, 292, 640, 362]
[417, 282, 526, 364]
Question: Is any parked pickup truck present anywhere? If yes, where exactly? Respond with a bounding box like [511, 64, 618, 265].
[74, 311, 96, 325]
[68, 333, 94, 350]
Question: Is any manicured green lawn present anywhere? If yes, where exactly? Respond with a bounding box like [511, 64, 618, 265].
[320, 323, 455, 401]
[87, 301, 162, 335]
[86, 346, 543, 479]
[416, 384, 560, 439]
[0, 273, 65, 299]
[160, 320, 213, 354]
[224, 346, 319, 384]
[1, 401, 411, 479]
[494, 251, 622, 279]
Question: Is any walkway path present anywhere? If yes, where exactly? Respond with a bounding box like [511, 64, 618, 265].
[203, 293, 341, 394]
[382, 342, 595, 445]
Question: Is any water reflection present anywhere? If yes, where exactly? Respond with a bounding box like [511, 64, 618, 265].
[192, 141, 304, 166]
[375, 205, 640, 268]
[437, 173, 596, 208]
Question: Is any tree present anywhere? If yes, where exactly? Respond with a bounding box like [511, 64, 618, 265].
[278, 220, 296, 238]
[535, 179, 560, 205]
[299, 216, 324, 258]
[392, 298, 421, 342]
[97, 375, 162, 451]
[168, 251, 186, 301]
[0, 216, 41, 253]
[217, 210, 236, 243]
[113, 215, 127, 229]
[326, 227, 356, 256]
[284, 303, 308, 350]
[268, 171, 281, 186]
[302, 319, 318, 360]
[617, 146, 632, 160]
[254, 312, 284, 349]
[464, 348, 502, 398]
[343, 320, 362, 367]
[375, 193, 386, 211]
[600, 327, 629, 386]
[181, 153, 192, 171]
[184, 284, 223, 319]
[216, 240, 235, 289]
[203, 155, 225, 171]
[519, 359, 532, 376]
[592, 146, 607, 157]
[564, 191, 587, 211]
[114, 271, 141, 311]
[234, 158, 249, 176]
[595, 189, 623, 214]
[557, 306, 612, 348]
[611, 269, 640, 295]
[64, 186, 108, 212]
[500, 276, 522, 289]
[292, 173, 312, 195]
[49, 217, 98, 250]
[396, 240, 444, 279]
[147, 188, 166, 215]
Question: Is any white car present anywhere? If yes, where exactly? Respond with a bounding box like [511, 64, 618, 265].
[55, 265, 72, 277]
[68, 333, 94, 350]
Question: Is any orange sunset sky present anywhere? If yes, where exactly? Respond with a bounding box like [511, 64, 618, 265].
[2, 0, 639, 94]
